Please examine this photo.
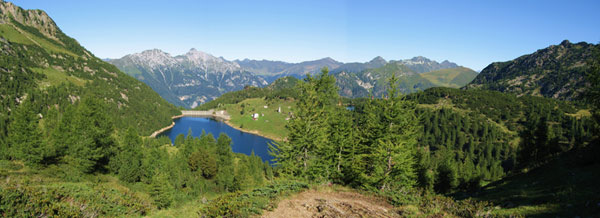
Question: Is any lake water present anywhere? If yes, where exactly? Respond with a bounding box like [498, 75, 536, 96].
[160, 117, 275, 163]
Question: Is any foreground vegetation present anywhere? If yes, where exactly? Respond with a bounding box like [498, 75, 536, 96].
[201, 65, 599, 217]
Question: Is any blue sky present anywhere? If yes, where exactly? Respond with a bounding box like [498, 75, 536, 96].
[10, 0, 600, 71]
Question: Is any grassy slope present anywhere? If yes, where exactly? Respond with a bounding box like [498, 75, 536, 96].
[222, 98, 294, 141]
[0, 24, 77, 57]
[420, 67, 478, 88]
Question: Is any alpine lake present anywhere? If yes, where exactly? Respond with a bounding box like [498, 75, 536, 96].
[160, 116, 275, 163]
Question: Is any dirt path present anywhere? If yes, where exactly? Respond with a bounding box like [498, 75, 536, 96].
[260, 189, 400, 218]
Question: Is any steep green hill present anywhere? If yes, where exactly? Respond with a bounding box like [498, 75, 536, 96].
[0, 1, 179, 136]
[466, 40, 599, 101]
[420, 67, 478, 88]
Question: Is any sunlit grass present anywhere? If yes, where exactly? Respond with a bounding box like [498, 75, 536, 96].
[223, 98, 294, 141]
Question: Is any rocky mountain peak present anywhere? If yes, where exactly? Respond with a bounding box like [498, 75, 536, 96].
[369, 56, 387, 65]
[180, 48, 241, 71]
[0, 1, 59, 41]
[185, 48, 214, 61]
[410, 56, 429, 62]
[128, 49, 176, 68]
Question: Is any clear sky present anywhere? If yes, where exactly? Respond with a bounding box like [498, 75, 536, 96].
[9, 0, 600, 71]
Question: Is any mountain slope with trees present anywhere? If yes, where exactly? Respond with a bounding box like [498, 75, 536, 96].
[466, 40, 599, 100]
[0, 1, 179, 137]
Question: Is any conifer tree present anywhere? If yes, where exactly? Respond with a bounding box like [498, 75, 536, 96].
[7, 99, 45, 166]
[67, 97, 115, 173]
[215, 133, 235, 191]
[117, 128, 144, 183]
[371, 75, 419, 190]
[327, 107, 354, 181]
[270, 68, 335, 180]
[149, 172, 173, 209]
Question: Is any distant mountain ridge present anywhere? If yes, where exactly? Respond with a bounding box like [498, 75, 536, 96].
[108, 49, 268, 108]
[332, 57, 477, 97]
[235, 57, 343, 82]
[466, 40, 599, 100]
[110, 49, 476, 107]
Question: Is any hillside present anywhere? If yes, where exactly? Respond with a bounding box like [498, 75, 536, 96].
[463, 144, 600, 217]
[0, 1, 178, 135]
[194, 76, 300, 111]
[108, 49, 268, 108]
[335, 62, 478, 97]
[420, 67, 479, 88]
[466, 40, 599, 100]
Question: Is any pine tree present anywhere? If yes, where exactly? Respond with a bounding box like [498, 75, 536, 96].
[67, 97, 115, 173]
[270, 68, 335, 181]
[371, 75, 419, 191]
[117, 128, 144, 183]
[435, 158, 459, 193]
[327, 107, 354, 182]
[7, 99, 45, 166]
[149, 172, 173, 209]
[215, 133, 235, 191]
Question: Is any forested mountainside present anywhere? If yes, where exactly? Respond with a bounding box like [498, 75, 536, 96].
[108, 49, 268, 108]
[466, 40, 599, 100]
[0, 1, 179, 137]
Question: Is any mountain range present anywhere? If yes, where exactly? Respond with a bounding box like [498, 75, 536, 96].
[107, 49, 268, 108]
[109, 50, 477, 108]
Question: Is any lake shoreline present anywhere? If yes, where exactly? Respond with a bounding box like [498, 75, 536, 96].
[149, 110, 282, 142]
[223, 119, 284, 142]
